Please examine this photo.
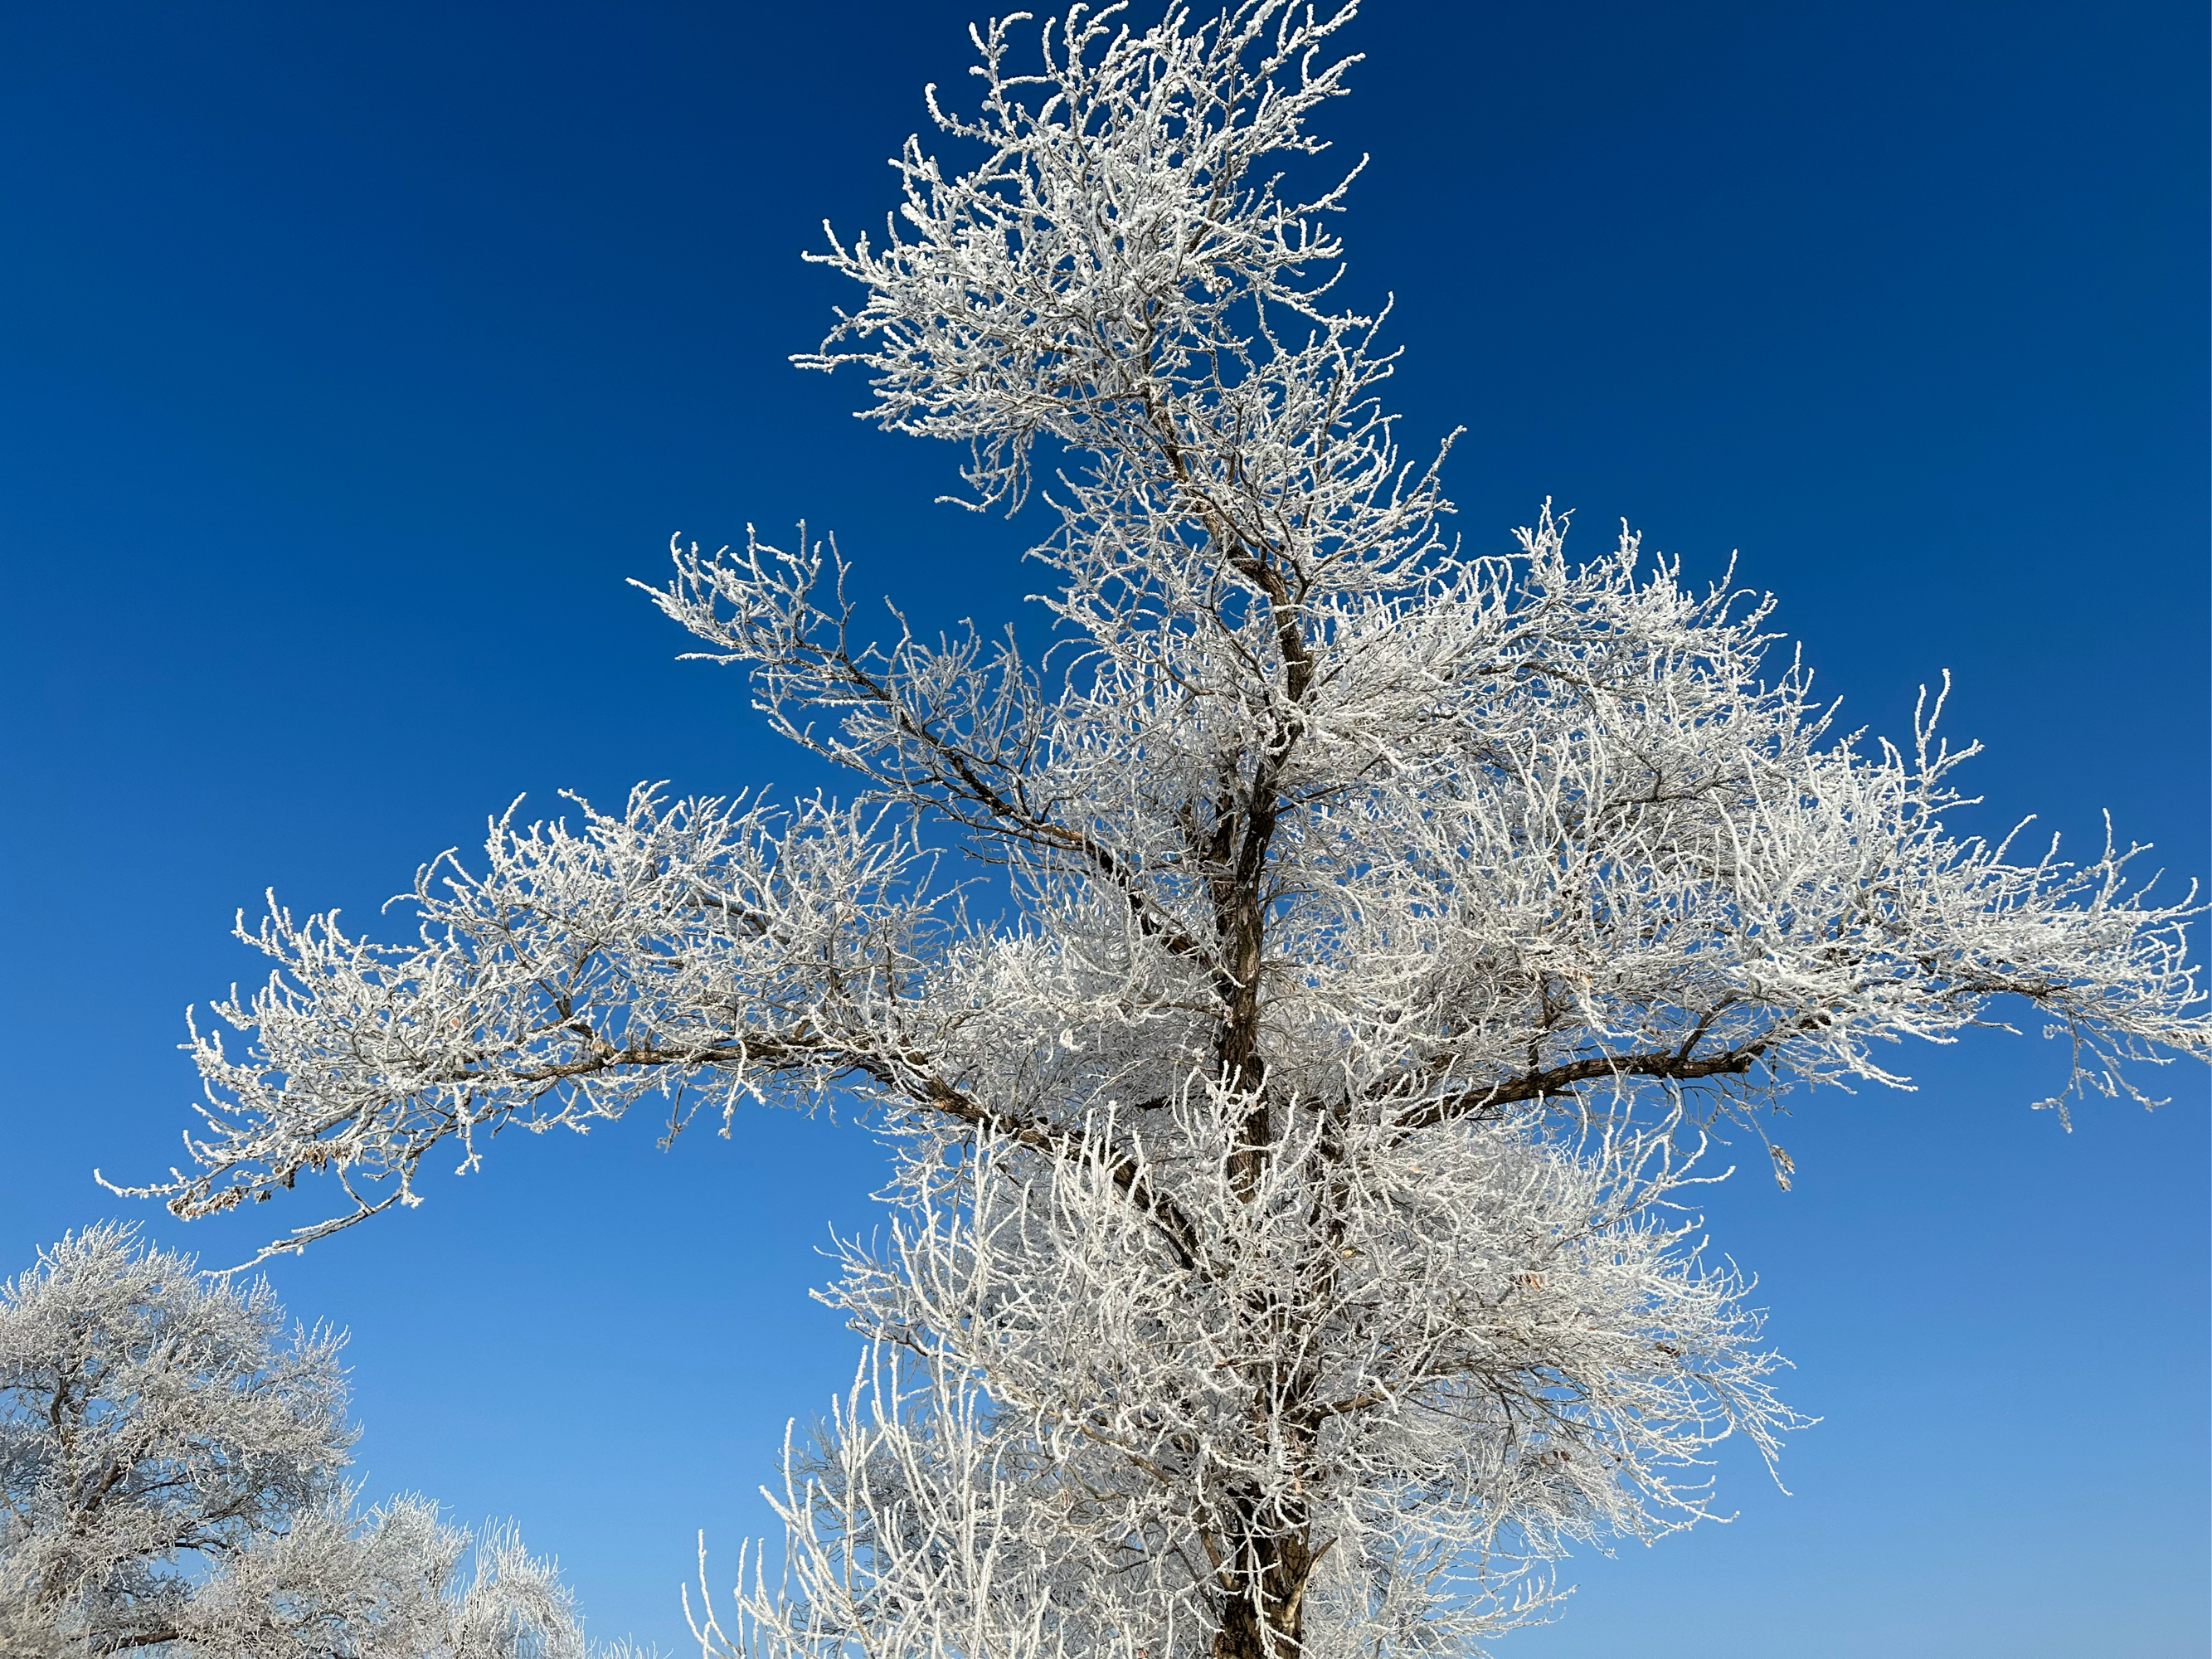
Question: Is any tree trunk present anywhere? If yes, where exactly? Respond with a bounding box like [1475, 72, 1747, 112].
[1213, 1515, 1315, 1659]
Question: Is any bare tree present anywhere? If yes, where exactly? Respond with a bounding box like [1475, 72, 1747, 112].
[113, 3, 2205, 1654]
[0, 1225, 637, 1659]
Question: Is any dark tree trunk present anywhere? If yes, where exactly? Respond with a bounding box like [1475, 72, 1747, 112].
[1212, 1511, 1315, 1659]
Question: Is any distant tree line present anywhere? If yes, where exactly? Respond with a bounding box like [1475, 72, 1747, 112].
[0, 1225, 647, 1659]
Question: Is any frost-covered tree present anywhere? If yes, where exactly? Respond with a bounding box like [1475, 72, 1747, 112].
[114, 2, 2205, 1655]
[0, 1225, 634, 1659]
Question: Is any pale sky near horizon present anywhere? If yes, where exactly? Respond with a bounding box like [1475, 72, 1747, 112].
[2, 2, 2205, 1653]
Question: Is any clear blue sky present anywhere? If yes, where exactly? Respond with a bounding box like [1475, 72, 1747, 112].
[2, 3, 2205, 1653]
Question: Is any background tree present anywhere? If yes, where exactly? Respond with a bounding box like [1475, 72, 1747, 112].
[0, 1225, 640, 1659]
[110, 2, 2205, 1655]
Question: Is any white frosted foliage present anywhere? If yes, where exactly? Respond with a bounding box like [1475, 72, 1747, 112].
[0, 1226, 635, 1658]
[116, 3, 2205, 1655]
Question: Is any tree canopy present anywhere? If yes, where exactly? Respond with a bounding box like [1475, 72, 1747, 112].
[0, 1224, 641, 1658]
[114, 4, 2205, 1655]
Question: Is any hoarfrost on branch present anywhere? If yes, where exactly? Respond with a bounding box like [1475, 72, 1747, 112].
[0, 1225, 642, 1658]
[115, 3, 2205, 1654]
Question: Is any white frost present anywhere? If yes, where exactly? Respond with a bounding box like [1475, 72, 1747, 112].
[114, 2, 2206, 1654]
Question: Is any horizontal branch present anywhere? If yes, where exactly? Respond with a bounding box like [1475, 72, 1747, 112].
[1395, 1045, 1767, 1133]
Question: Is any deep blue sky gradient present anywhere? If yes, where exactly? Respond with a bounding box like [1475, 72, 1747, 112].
[2, 3, 2206, 1653]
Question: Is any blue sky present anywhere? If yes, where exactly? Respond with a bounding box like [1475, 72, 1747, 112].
[2, 2, 2205, 1653]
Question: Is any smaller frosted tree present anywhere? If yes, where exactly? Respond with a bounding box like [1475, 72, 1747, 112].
[0, 1224, 634, 1659]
